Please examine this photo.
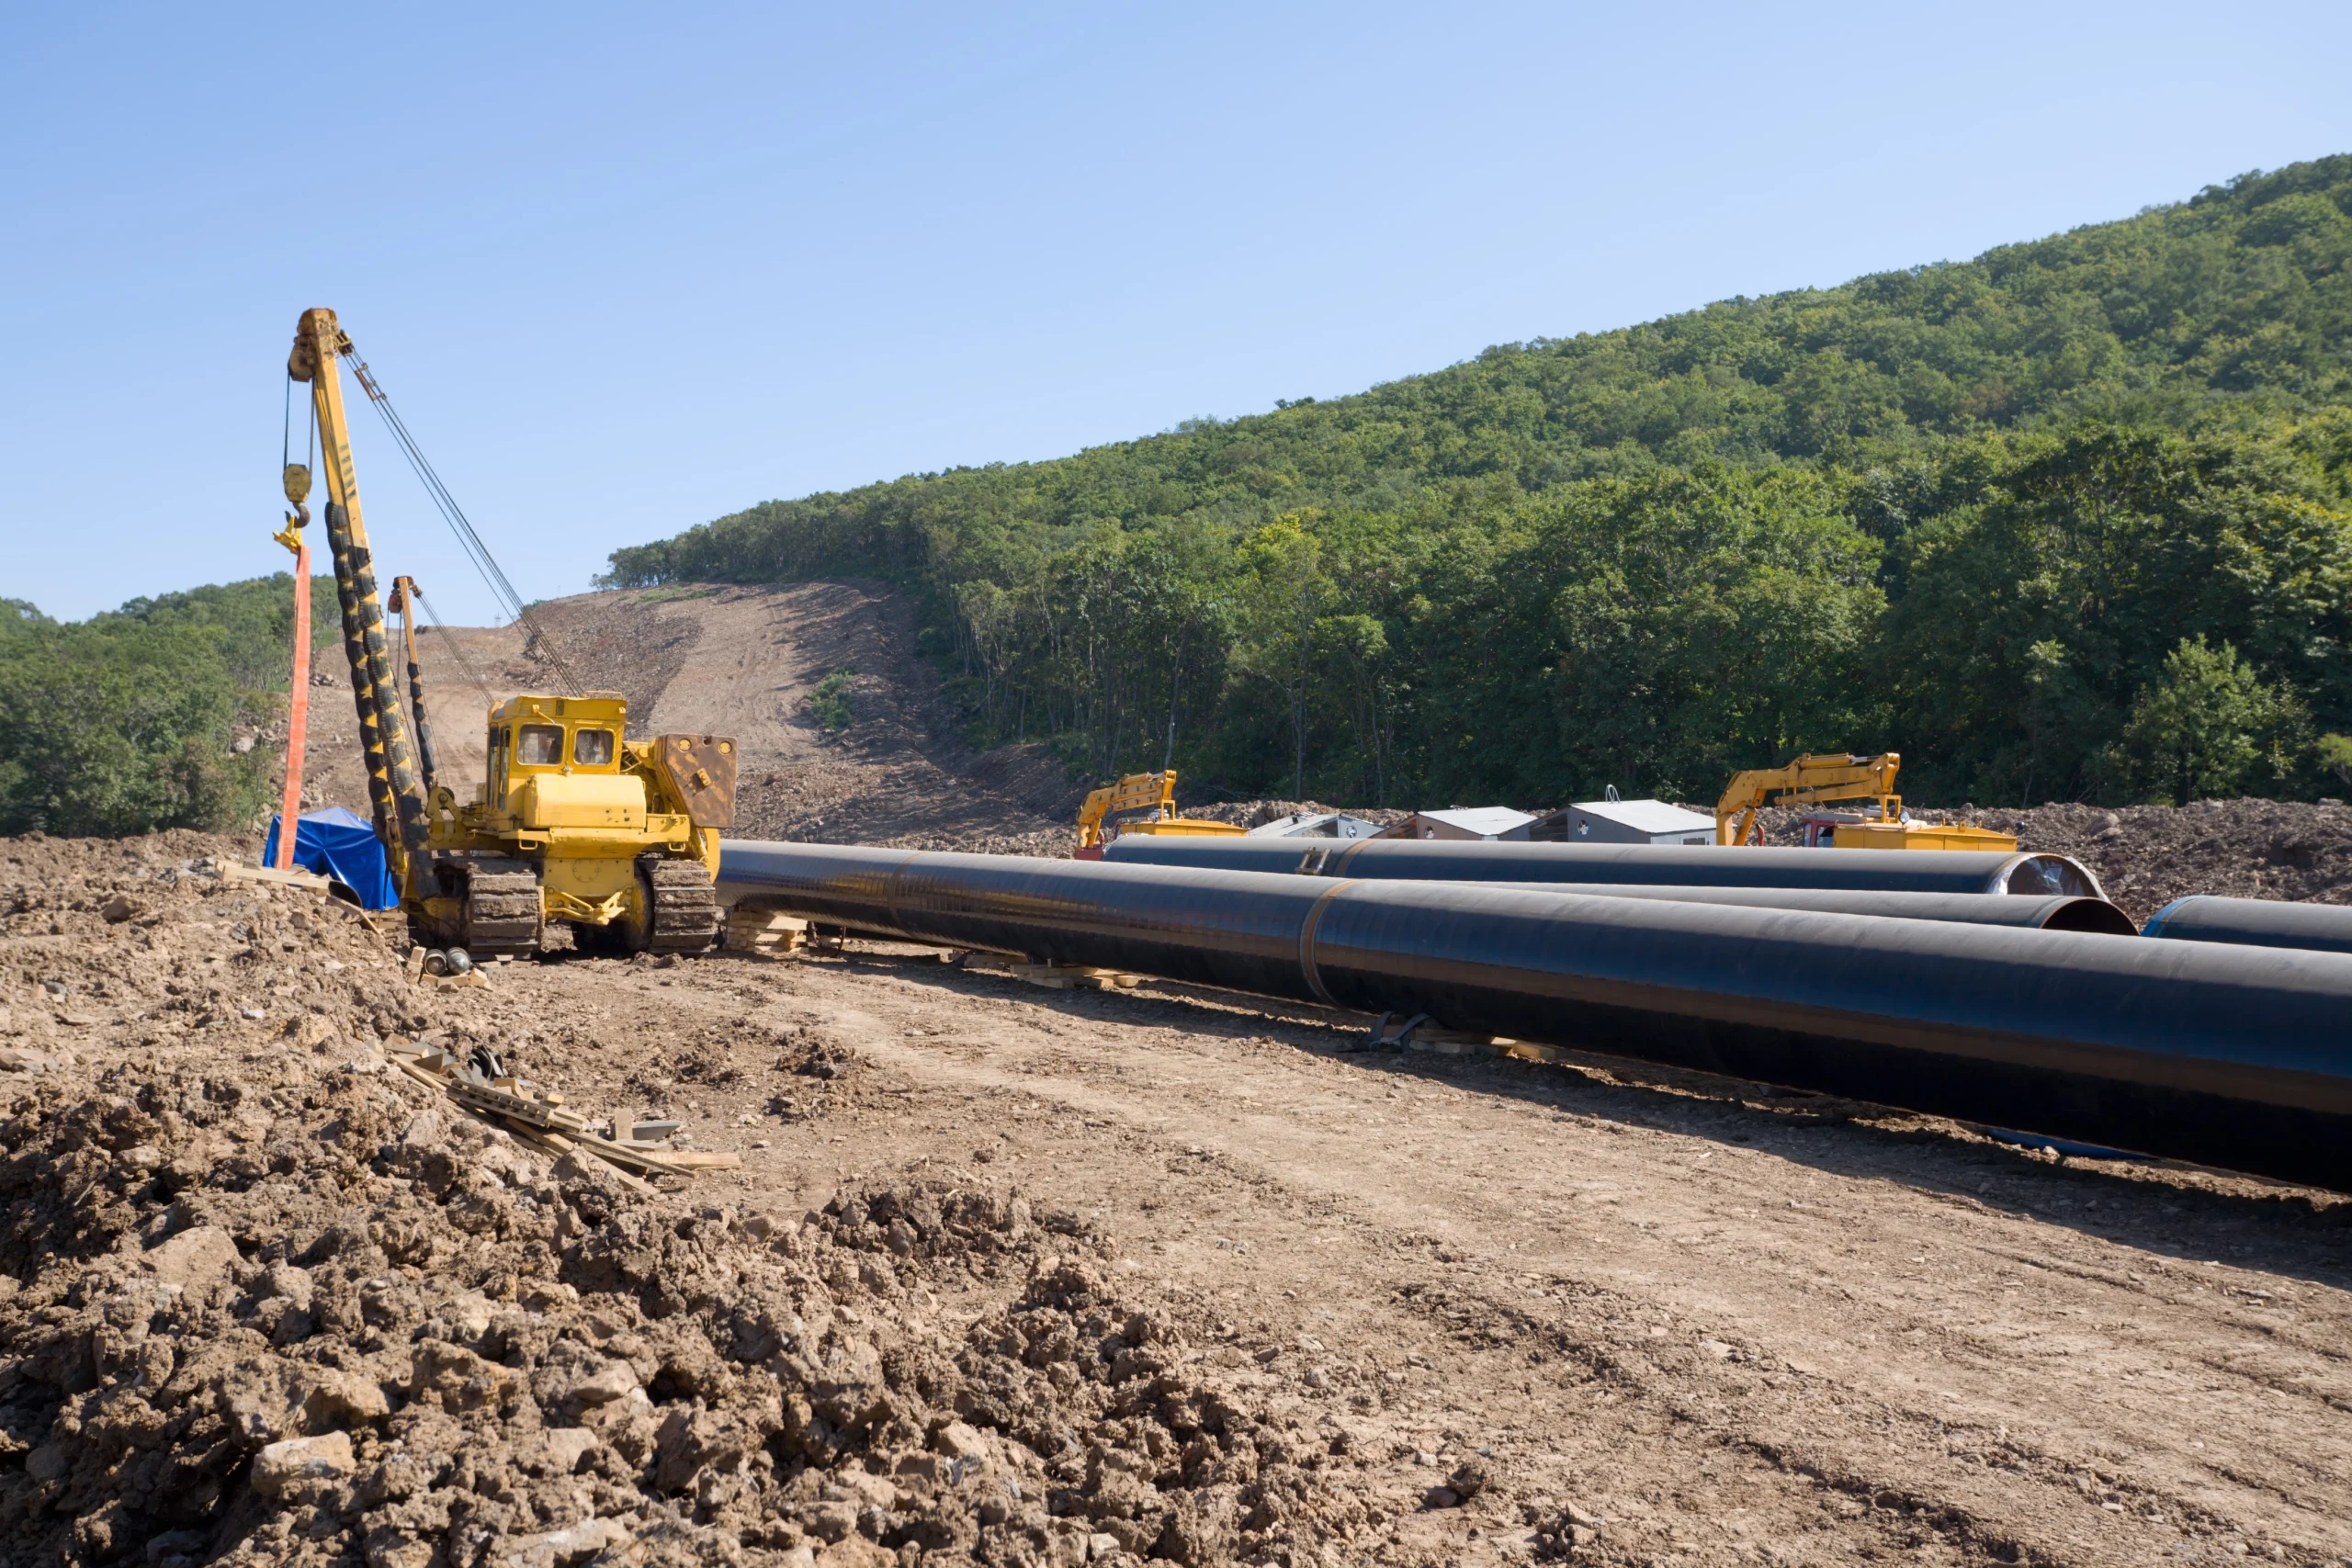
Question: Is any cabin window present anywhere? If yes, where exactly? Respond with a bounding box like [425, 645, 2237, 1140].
[488, 727, 510, 802]
[572, 728, 615, 766]
[517, 724, 564, 766]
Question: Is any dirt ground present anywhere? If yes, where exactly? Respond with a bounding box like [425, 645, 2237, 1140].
[0, 835, 1374, 1568]
[6, 820, 2352, 1567]
[24, 578, 2351, 1565]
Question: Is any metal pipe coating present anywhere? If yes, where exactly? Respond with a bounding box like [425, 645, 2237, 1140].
[2143, 895, 2352, 955]
[1101, 834, 2103, 898]
[1473, 884, 2137, 934]
[718, 840, 2352, 1190]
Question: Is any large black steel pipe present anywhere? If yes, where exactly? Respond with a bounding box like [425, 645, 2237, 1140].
[717, 840, 2352, 1190]
[1480, 884, 2137, 934]
[2143, 895, 2352, 955]
[1102, 834, 2105, 897]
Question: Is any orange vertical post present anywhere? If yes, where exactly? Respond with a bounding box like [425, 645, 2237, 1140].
[274, 544, 311, 870]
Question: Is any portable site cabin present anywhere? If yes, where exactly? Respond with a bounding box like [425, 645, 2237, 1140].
[1405, 807, 1540, 840]
[1532, 795, 1716, 846]
[1246, 811, 1388, 839]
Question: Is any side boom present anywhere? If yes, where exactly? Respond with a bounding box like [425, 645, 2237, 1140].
[288, 307, 431, 886]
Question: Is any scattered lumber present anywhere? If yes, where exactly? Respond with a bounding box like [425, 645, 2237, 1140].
[725, 908, 809, 957]
[387, 1043, 713, 1183]
[221, 859, 332, 893]
[658, 1149, 744, 1170]
[1008, 962, 1142, 992]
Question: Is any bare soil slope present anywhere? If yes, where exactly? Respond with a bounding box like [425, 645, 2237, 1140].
[292, 584, 1072, 854]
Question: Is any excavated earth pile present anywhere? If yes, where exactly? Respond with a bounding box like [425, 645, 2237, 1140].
[0, 834, 1362, 1568]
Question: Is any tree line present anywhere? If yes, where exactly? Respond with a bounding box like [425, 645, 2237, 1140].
[0, 575, 339, 837]
[605, 158, 2352, 810]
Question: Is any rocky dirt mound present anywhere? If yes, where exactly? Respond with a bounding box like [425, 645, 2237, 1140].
[0, 833, 1363, 1568]
[1169, 803, 1412, 836]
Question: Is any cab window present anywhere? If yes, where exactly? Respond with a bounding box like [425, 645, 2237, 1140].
[488, 726, 511, 803]
[517, 724, 563, 766]
[572, 728, 615, 766]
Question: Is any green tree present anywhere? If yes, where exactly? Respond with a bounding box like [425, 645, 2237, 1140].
[1883, 423, 2352, 803]
[0, 616, 265, 836]
[2113, 637, 2304, 806]
[0, 575, 322, 838]
[1229, 513, 1329, 799]
[2312, 732, 2352, 789]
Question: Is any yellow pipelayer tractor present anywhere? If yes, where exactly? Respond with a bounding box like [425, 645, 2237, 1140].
[281, 307, 736, 955]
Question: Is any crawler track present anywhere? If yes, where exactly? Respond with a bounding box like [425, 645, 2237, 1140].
[644, 856, 719, 953]
[459, 858, 542, 956]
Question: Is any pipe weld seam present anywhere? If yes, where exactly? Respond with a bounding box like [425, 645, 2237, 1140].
[881, 850, 926, 934]
[1297, 878, 1358, 1006]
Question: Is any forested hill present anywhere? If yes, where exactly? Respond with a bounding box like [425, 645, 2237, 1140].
[0, 576, 340, 837]
[605, 156, 2352, 810]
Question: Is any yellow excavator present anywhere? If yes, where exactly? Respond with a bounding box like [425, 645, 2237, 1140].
[1074, 771, 1243, 859]
[1715, 752, 2017, 852]
[281, 307, 737, 954]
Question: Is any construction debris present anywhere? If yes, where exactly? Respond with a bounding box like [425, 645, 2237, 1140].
[217, 857, 332, 892]
[722, 907, 809, 956]
[385, 1041, 707, 1186]
[1351, 1010, 1514, 1054]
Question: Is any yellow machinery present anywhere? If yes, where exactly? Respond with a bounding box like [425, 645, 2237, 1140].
[282, 307, 737, 954]
[1074, 771, 1243, 858]
[1715, 752, 2018, 852]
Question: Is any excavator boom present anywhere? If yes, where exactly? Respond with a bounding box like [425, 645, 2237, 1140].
[1716, 752, 1903, 847]
[1075, 771, 1242, 856]
[1716, 751, 2018, 852]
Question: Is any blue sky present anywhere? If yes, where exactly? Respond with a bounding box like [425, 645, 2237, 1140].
[4, 2, 2348, 623]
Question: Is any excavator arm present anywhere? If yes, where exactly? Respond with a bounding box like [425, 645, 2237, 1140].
[287, 308, 432, 887]
[1077, 771, 1180, 850]
[1716, 753, 1902, 847]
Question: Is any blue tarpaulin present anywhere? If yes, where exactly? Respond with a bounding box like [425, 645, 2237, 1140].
[261, 806, 400, 909]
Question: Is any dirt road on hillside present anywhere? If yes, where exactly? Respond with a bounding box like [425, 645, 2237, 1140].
[293, 583, 1071, 853]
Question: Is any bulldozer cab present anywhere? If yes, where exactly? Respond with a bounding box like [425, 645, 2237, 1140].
[486, 694, 628, 807]
[481, 693, 650, 834]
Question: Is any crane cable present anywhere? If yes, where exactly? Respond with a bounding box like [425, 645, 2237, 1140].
[339, 344, 583, 696]
[408, 581, 500, 710]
